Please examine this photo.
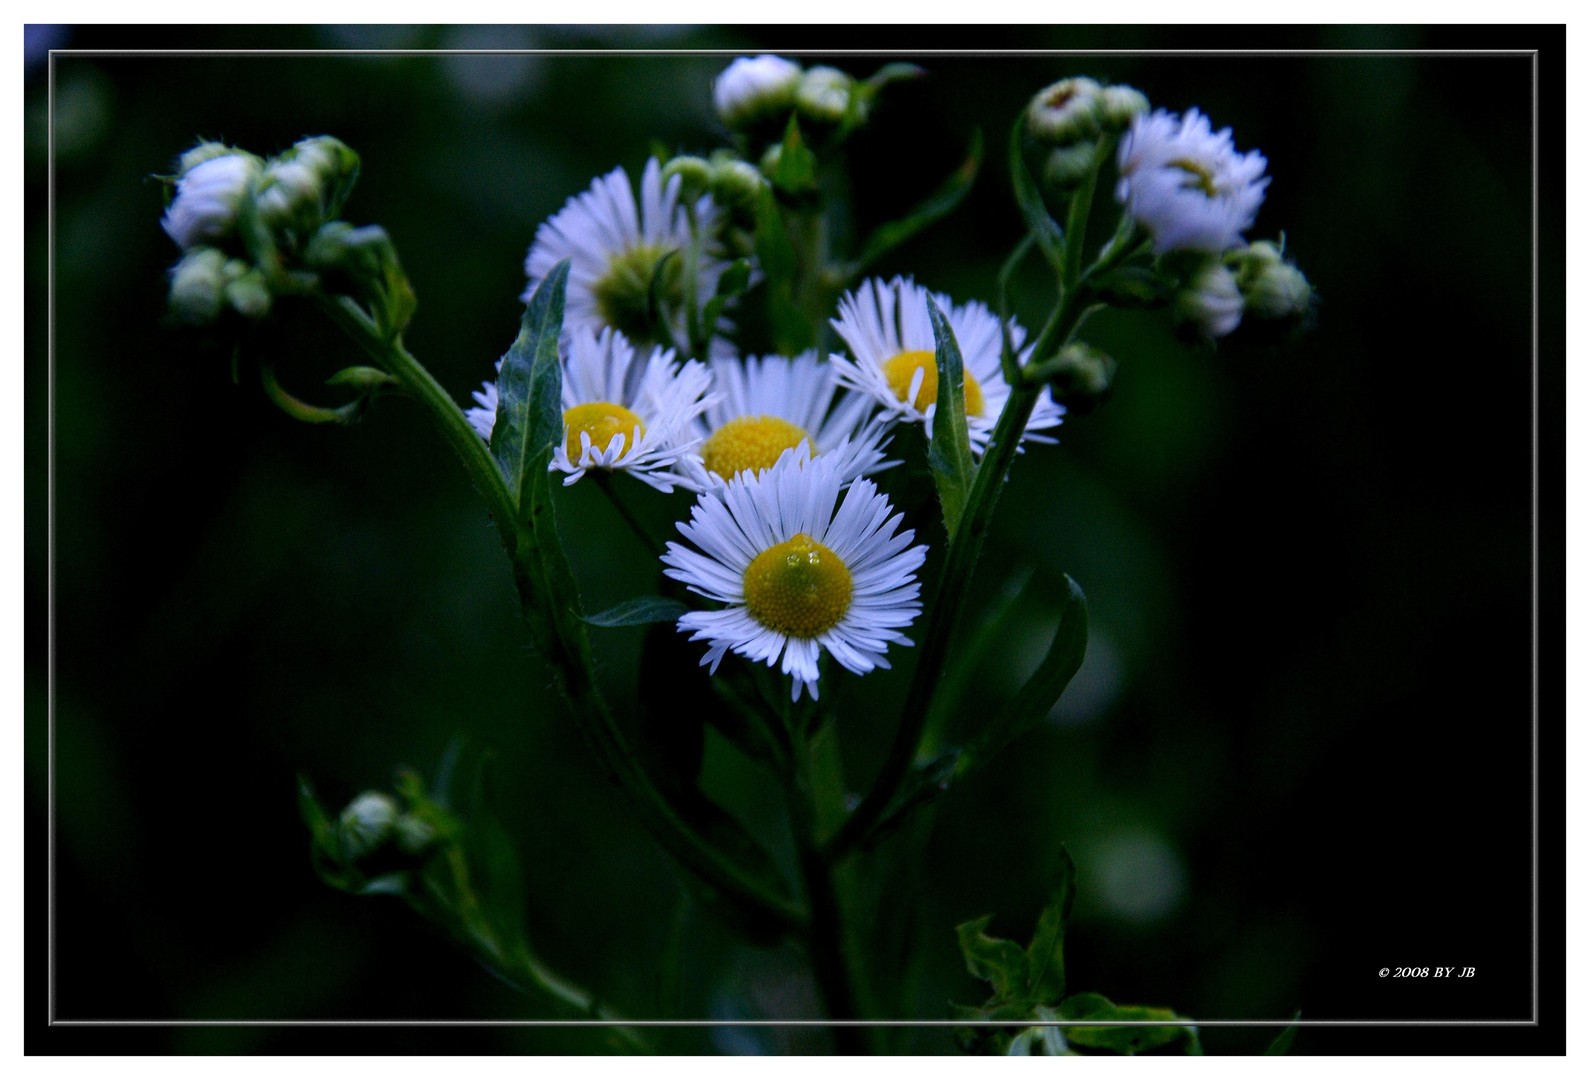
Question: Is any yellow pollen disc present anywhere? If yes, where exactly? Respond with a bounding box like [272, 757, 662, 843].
[882, 350, 986, 416]
[743, 533, 853, 639]
[1168, 157, 1219, 197]
[563, 401, 646, 463]
[701, 415, 812, 480]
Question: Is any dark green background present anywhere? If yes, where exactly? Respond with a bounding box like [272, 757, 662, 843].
[27, 25, 1564, 1055]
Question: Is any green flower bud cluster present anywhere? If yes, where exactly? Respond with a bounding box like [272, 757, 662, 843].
[1024, 77, 1150, 197]
[160, 136, 415, 339]
[1169, 240, 1313, 340]
[1042, 343, 1117, 416]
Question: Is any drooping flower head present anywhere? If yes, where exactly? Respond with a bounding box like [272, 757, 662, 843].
[828, 277, 1065, 456]
[524, 159, 728, 351]
[682, 352, 894, 490]
[1115, 107, 1269, 255]
[466, 326, 712, 493]
[663, 448, 926, 701]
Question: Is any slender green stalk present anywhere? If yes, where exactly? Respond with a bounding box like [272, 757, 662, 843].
[593, 472, 670, 556]
[825, 290, 1092, 861]
[316, 293, 808, 939]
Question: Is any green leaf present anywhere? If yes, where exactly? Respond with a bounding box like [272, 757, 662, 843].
[1025, 848, 1077, 1004]
[862, 61, 926, 96]
[464, 757, 531, 965]
[966, 575, 1088, 766]
[582, 596, 689, 628]
[926, 298, 976, 536]
[753, 185, 810, 353]
[1009, 114, 1064, 271]
[1058, 993, 1193, 1055]
[1264, 1013, 1301, 1055]
[955, 915, 1030, 1002]
[859, 748, 963, 851]
[848, 130, 982, 276]
[771, 115, 817, 194]
[716, 257, 753, 298]
[489, 260, 569, 516]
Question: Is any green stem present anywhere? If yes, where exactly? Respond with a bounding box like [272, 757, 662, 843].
[313, 295, 518, 548]
[787, 726, 869, 1053]
[593, 472, 670, 556]
[316, 293, 808, 939]
[825, 292, 1091, 861]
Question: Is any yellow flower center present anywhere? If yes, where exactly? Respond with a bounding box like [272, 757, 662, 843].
[743, 532, 853, 639]
[1168, 157, 1219, 197]
[563, 401, 646, 463]
[882, 350, 986, 416]
[593, 242, 683, 342]
[700, 415, 812, 480]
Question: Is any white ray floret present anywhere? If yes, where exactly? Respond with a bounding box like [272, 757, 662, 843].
[828, 276, 1065, 456]
[662, 449, 927, 702]
[523, 158, 728, 351]
[1115, 107, 1270, 255]
[681, 351, 895, 490]
[465, 326, 713, 494]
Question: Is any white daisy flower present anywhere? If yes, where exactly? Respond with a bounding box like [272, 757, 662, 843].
[828, 276, 1065, 456]
[713, 54, 802, 129]
[162, 151, 261, 250]
[1115, 108, 1269, 255]
[523, 158, 728, 352]
[465, 326, 712, 493]
[681, 352, 894, 490]
[662, 449, 927, 701]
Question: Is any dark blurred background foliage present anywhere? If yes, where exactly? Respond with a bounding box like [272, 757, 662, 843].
[27, 24, 1561, 1054]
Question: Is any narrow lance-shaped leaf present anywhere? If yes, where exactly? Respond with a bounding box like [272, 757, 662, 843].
[1057, 993, 1195, 1055]
[966, 575, 1088, 766]
[582, 596, 690, 629]
[848, 130, 983, 277]
[1264, 1013, 1302, 1055]
[926, 298, 976, 536]
[1024, 847, 1077, 1004]
[753, 185, 810, 353]
[1009, 114, 1065, 271]
[489, 260, 569, 516]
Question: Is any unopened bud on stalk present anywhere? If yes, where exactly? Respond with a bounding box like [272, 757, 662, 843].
[162, 149, 262, 250]
[394, 813, 438, 856]
[338, 791, 399, 861]
[795, 66, 855, 125]
[1098, 84, 1151, 131]
[255, 136, 360, 239]
[1044, 342, 1117, 415]
[714, 54, 802, 130]
[660, 155, 712, 201]
[167, 247, 233, 323]
[1176, 259, 1245, 339]
[1041, 142, 1100, 195]
[223, 266, 273, 319]
[1026, 77, 1104, 146]
[708, 158, 766, 209]
[1230, 240, 1313, 319]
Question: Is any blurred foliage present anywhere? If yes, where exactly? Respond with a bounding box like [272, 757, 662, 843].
[29, 25, 1545, 1054]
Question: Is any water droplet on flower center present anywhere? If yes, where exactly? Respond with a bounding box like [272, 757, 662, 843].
[882, 350, 985, 416]
[701, 415, 812, 480]
[563, 401, 646, 463]
[743, 532, 852, 638]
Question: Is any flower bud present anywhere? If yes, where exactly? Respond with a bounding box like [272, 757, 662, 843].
[713, 54, 802, 129]
[795, 66, 854, 126]
[708, 158, 766, 210]
[660, 155, 712, 201]
[1098, 84, 1150, 131]
[1044, 342, 1117, 415]
[394, 813, 438, 856]
[176, 140, 241, 176]
[337, 791, 399, 861]
[224, 266, 273, 319]
[167, 247, 232, 323]
[1231, 240, 1312, 319]
[161, 151, 262, 249]
[1175, 260, 1245, 339]
[1026, 77, 1104, 146]
[1041, 141, 1100, 195]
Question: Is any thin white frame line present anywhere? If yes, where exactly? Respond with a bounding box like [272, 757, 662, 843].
[47, 1019, 1536, 1028]
[43, 42, 1545, 1037]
